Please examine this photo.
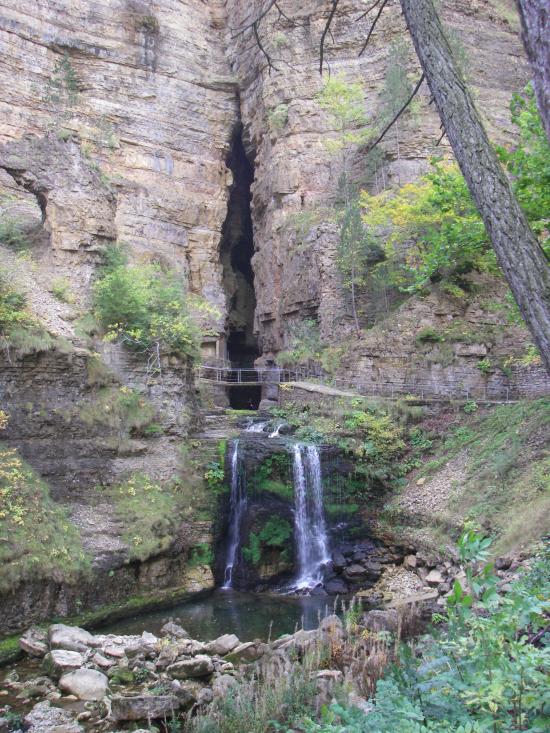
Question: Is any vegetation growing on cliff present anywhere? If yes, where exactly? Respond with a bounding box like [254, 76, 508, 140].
[0, 443, 88, 592]
[242, 517, 293, 567]
[93, 244, 200, 361]
[381, 397, 550, 555]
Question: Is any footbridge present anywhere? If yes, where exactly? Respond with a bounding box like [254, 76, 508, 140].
[196, 364, 548, 402]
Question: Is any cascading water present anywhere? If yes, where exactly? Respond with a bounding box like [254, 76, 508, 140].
[291, 443, 331, 589]
[245, 421, 268, 433]
[222, 440, 246, 589]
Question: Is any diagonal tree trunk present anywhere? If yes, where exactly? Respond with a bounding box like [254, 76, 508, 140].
[516, 0, 550, 143]
[400, 0, 550, 374]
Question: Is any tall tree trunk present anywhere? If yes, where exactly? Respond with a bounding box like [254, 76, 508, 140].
[516, 0, 550, 142]
[400, 0, 550, 374]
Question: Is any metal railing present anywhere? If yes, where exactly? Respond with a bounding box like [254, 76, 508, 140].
[196, 364, 550, 401]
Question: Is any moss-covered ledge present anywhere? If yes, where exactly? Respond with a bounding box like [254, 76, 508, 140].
[0, 564, 214, 667]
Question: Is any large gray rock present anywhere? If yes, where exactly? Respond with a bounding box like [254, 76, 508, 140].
[111, 695, 180, 721]
[24, 701, 83, 733]
[205, 633, 240, 656]
[225, 641, 268, 662]
[343, 564, 368, 580]
[59, 668, 108, 700]
[212, 674, 238, 699]
[43, 650, 84, 679]
[167, 655, 214, 678]
[362, 610, 399, 634]
[425, 570, 445, 586]
[49, 624, 96, 652]
[20, 627, 48, 657]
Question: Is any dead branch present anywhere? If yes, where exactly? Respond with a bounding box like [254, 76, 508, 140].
[366, 73, 425, 151]
[358, 0, 389, 56]
[320, 0, 341, 74]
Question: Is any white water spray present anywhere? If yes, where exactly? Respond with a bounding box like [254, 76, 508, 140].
[291, 443, 330, 589]
[222, 440, 246, 588]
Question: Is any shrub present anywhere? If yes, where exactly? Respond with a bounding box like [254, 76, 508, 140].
[0, 203, 28, 250]
[51, 277, 75, 303]
[415, 327, 443, 344]
[93, 245, 199, 360]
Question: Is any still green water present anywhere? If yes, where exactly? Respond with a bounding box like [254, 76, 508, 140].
[104, 590, 350, 642]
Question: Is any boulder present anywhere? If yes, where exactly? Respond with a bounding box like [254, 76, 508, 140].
[205, 633, 240, 656]
[107, 665, 135, 685]
[20, 627, 48, 657]
[111, 695, 180, 721]
[59, 668, 108, 700]
[160, 621, 188, 639]
[403, 554, 417, 570]
[225, 641, 268, 663]
[212, 674, 238, 699]
[167, 655, 214, 679]
[362, 610, 399, 634]
[343, 564, 368, 580]
[425, 570, 445, 586]
[49, 624, 96, 653]
[324, 577, 348, 595]
[43, 650, 83, 679]
[331, 550, 346, 571]
[24, 701, 83, 733]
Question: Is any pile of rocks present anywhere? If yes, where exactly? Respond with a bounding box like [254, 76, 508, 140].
[2, 618, 358, 732]
[322, 540, 403, 595]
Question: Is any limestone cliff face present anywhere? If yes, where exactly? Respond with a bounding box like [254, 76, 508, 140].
[225, 0, 529, 355]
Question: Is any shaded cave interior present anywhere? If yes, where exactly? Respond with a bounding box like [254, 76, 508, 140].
[220, 124, 261, 409]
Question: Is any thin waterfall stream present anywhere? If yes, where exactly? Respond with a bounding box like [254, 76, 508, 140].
[222, 440, 246, 588]
[291, 443, 331, 590]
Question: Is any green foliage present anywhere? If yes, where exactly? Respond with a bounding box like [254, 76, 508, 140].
[254, 452, 293, 500]
[379, 37, 419, 158]
[42, 53, 79, 117]
[415, 327, 443, 344]
[241, 517, 292, 567]
[50, 277, 75, 303]
[189, 542, 213, 567]
[93, 244, 199, 360]
[0, 444, 89, 592]
[361, 159, 494, 294]
[277, 319, 323, 368]
[316, 74, 368, 152]
[338, 198, 382, 329]
[476, 357, 492, 374]
[78, 385, 157, 437]
[204, 461, 226, 494]
[463, 399, 478, 414]
[274, 399, 405, 498]
[291, 533, 550, 733]
[97, 473, 181, 561]
[0, 199, 29, 250]
[0, 268, 29, 338]
[497, 83, 550, 254]
[361, 83, 550, 297]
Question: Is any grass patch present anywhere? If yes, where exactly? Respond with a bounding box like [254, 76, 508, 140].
[0, 445, 89, 593]
[78, 386, 157, 437]
[0, 635, 23, 665]
[96, 473, 180, 562]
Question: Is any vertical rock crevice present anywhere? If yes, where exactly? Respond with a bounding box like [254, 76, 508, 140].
[220, 118, 261, 408]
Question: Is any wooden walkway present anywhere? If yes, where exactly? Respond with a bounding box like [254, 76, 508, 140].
[196, 364, 549, 402]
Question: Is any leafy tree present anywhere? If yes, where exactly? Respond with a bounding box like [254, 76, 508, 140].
[93, 245, 199, 362]
[338, 199, 380, 332]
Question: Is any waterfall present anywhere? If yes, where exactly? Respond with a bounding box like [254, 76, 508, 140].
[291, 443, 331, 589]
[245, 421, 268, 433]
[222, 440, 246, 589]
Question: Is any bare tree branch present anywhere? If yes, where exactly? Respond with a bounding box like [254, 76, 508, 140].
[231, 0, 278, 36]
[358, 0, 389, 56]
[366, 73, 425, 151]
[253, 20, 277, 73]
[319, 0, 341, 74]
[356, 0, 384, 23]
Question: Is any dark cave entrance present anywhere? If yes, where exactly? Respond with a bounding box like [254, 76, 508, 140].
[220, 124, 260, 409]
